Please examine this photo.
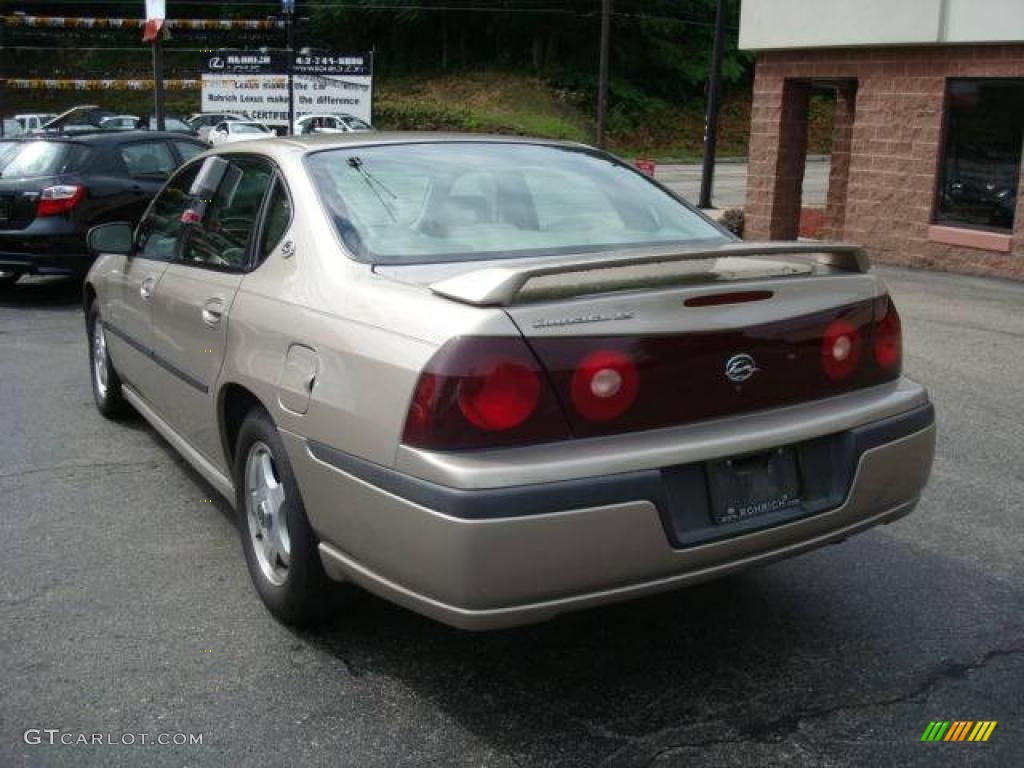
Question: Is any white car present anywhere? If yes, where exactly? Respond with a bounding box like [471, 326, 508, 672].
[99, 115, 143, 131]
[2, 118, 25, 137]
[294, 113, 374, 136]
[208, 121, 273, 146]
[15, 113, 58, 132]
[189, 112, 243, 142]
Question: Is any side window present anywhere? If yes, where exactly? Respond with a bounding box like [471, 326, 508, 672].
[181, 156, 274, 270]
[258, 179, 293, 264]
[174, 141, 205, 163]
[136, 163, 201, 261]
[121, 141, 176, 180]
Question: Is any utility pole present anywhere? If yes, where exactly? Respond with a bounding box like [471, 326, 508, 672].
[595, 0, 611, 148]
[144, 0, 167, 131]
[284, 0, 296, 135]
[698, 0, 727, 209]
[153, 40, 166, 131]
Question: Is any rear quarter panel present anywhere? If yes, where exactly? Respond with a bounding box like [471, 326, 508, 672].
[219, 147, 519, 468]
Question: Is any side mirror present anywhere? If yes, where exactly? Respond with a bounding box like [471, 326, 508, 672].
[87, 222, 133, 256]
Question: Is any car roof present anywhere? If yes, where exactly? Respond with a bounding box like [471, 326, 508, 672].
[205, 131, 587, 163]
[298, 113, 360, 120]
[7, 130, 205, 144]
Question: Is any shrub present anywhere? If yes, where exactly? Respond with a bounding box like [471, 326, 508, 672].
[719, 208, 745, 238]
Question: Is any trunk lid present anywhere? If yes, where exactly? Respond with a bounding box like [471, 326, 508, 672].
[378, 242, 901, 439]
[0, 175, 71, 230]
[0, 140, 89, 230]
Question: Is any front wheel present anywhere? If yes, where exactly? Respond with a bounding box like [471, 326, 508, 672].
[234, 408, 331, 625]
[87, 302, 132, 419]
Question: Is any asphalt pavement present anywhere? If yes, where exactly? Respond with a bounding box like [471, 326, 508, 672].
[1, 266, 1021, 767]
[658, 157, 830, 210]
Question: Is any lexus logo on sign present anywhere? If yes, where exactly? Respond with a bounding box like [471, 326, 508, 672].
[725, 353, 758, 384]
[209, 56, 225, 70]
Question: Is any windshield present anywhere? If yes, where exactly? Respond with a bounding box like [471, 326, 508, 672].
[0, 141, 71, 178]
[306, 143, 727, 264]
[343, 117, 372, 131]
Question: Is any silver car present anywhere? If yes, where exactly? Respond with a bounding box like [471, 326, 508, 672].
[82, 135, 935, 629]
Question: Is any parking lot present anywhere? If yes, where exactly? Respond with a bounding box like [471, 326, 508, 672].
[1, 266, 1022, 767]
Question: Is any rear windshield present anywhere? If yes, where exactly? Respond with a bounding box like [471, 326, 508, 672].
[305, 142, 727, 264]
[234, 124, 269, 134]
[0, 141, 84, 179]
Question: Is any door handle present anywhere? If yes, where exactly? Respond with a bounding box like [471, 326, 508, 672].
[202, 299, 224, 327]
[139, 276, 155, 300]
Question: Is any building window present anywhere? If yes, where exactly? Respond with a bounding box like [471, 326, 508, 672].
[935, 78, 1024, 232]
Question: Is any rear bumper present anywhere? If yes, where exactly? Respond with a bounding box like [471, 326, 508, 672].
[0, 229, 91, 276]
[284, 390, 935, 630]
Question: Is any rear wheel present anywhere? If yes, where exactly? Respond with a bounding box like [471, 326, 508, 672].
[87, 302, 132, 419]
[234, 408, 331, 625]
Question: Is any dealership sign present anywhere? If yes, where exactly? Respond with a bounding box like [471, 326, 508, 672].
[200, 52, 372, 128]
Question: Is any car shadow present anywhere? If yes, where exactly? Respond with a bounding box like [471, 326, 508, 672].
[292, 533, 1024, 766]
[0, 276, 83, 308]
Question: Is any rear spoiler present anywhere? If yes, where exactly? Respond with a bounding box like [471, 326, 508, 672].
[429, 242, 870, 307]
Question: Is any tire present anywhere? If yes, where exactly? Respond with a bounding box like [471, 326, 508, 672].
[234, 408, 331, 625]
[0, 271, 20, 289]
[87, 302, 132, 419]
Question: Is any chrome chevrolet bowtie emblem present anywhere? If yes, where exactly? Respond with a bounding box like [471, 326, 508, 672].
[725, 353, 758, 383]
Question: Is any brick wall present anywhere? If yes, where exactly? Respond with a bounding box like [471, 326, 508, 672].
[745, 45, 1024, 280]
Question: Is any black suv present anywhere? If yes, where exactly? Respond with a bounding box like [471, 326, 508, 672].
[0, 130, 206, 286]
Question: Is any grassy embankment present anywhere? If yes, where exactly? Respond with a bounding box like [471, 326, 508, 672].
[6, 71, 835, 161]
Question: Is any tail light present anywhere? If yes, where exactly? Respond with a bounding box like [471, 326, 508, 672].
[402, 337, 570, 450]
[873, 296, 902, 371]
[570, 349, 639, 421]
[821, 318, 862, 381]
[37, 185, 85, 217]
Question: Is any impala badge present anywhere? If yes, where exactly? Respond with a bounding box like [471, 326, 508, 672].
[725, 353, 758, 384]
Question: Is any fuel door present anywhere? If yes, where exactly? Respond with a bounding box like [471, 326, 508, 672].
[277, 344, 319, 415]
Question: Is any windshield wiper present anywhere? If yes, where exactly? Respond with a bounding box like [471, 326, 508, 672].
[347, 156, 397, 222]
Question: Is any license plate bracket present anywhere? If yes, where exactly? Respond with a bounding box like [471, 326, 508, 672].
[707, 448, 801, 526]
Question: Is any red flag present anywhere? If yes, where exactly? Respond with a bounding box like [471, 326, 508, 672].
[142, 18, 164, 42]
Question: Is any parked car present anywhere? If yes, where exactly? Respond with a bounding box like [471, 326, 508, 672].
[0, 131, 205, 286]
[294, 113, 374, 136]
[208, 120, 273, 146]
[100, 115, 144, 131]
[35, 105, 118, 135]
[187, 112, 243, 142]
[1, 119, 25, 138]
[82, 135, 935, 629]
[15, 113, 58, 132]
[140, 116, 198, 136]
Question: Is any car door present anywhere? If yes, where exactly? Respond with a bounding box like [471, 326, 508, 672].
[103, 162, 200, 401]
[148, 154, 276, 464]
